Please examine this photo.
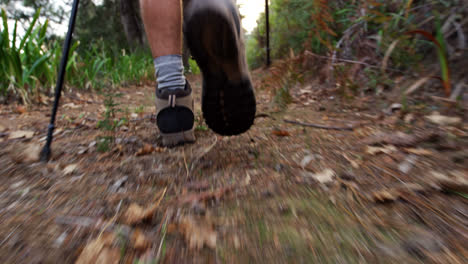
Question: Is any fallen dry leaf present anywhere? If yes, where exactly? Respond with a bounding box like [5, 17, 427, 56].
[178, 216, 217, 250]
[309, 169, 335, 184]
[372, 189, 400, 203]
[362, 131, 438, 147]
[425, 112, 462, 126]
[431, 171, 468, 193]
[366, 145, 397, 155]
[272, 129, 291, 137]
[63, 164, 78, 175]
[177, 186, 233, 205]
[135, 144, 155, 156]
[121, 188, 166, 225]
[404, 148, 433, 156]
[342, 154, 360, 169]
[11, 143, 41, 163]
[9, 130, 34, 140]
[75, 233, 120, 264]
[131, 229, 151, 251]
[15, 105, 27, 114]
[63, 102, 81, 109]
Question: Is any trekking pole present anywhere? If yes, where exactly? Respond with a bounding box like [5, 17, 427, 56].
[40, 0, 80, 162]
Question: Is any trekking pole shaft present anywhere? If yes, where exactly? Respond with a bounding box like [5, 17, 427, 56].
[40, 0, 80, 162]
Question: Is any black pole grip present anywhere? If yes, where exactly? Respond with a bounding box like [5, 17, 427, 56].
[40, 0, 80, 162]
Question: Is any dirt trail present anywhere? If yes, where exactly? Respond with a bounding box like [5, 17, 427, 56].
[0, 71, 467, 263]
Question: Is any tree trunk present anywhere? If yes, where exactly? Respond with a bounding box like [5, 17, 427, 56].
[120, 0, 145, 48]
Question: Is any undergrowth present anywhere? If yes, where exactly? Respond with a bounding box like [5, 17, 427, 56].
[248, 0, 461, 103]
[1, 8, 154, 104]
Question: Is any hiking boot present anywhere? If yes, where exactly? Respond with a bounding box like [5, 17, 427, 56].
[184, 0, 256, 136]
[155, 82, 195, 146]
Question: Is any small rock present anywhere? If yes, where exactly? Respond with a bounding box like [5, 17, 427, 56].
[390, 103, 402, 111]
[10, 180, 25, 189]
[398, 155, 418, 174]
[54, 232, 68, 248]
[300, 155, 315, 168]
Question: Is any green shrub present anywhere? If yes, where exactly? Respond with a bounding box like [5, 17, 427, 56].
[1, 8, 154, 103]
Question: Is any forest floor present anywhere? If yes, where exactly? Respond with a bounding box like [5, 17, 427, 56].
[0, 70, 467, 263]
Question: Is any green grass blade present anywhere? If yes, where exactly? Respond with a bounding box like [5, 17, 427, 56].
[12, 20, 17, 49]
[18, 8, 41, 51]
[1, 8, 9, 49]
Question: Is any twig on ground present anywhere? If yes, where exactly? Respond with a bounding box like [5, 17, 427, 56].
[305, 51, 405, 73]
[129, 114, 156, 123]
[284, 119, 354, 131]
[189, 135, 218, 173]
[55, 215, 132, 238]
[255, 113, 275, 120]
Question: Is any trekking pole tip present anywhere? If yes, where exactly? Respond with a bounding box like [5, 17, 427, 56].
[40, 145, 51, 162]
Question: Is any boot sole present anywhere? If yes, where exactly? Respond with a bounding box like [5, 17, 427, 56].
[184, 7, 256, 136]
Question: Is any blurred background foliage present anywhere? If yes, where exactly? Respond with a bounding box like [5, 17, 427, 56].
[0, 0, 466, 104]
[1, 0, 152, 104]
[246, 0, 467, 101]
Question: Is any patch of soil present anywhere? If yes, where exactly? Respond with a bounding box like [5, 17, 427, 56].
[0, 72, 467, 263]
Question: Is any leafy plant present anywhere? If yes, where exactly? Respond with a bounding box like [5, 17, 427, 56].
[96, 91, 128, 152]
[1, 8, 154, 104]
[406, 26, 451, 96]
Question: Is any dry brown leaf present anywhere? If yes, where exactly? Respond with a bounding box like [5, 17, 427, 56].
[366, 145, 397, 155]
[178, 216, 217, 250]
[63, 102, 81, 109]
[342, 154, 360, 169]
[177, 186, 233, 205]
[272, 130, 291, 137]
[404, 148, 433, 156]
[75, 233, 119, 264]
[15, 105, 27, 114]
[131, 229, 151, 251]
[9, 130, 34, 140]
[63, 164, 78, 175]
[11, 143, 41, 163]
[431, 171, 468, 193]
[362, 131, 438, 147]
[121, 188, 166, 225]
[425, 112, 462, 126]
[372, 189, 400, 203]
[308, 169, 335, 184]
[135, 144, 155, 156]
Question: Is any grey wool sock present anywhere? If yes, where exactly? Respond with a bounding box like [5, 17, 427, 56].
[154, 55, 186, 91]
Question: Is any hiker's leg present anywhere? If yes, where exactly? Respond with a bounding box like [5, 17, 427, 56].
[140, 0, 182, 58]
[140, 0, 195, 146]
